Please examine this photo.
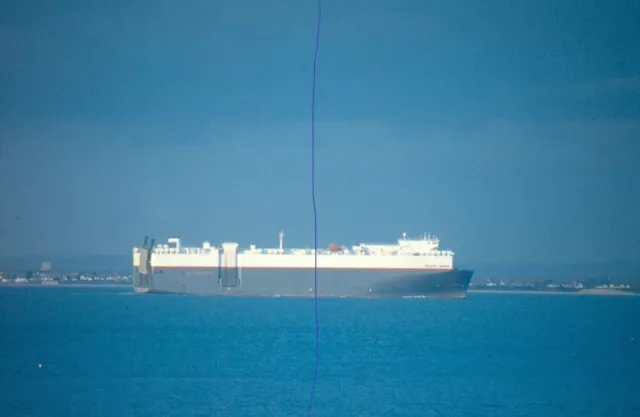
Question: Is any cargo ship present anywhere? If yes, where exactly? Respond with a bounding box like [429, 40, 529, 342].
[132, 231, 473, 299]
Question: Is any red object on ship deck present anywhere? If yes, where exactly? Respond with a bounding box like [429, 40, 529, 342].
[328, 244, 342, 252]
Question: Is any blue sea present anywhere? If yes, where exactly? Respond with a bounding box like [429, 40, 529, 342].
[1, 286, 639, 417]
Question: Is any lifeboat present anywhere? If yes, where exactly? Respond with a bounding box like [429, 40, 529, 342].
[328, 244, 343, 252]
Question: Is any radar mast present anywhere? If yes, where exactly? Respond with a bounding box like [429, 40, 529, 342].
[279, 230, 284, 254]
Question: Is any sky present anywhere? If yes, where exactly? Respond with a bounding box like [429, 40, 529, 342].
[0, 0, 639, 266]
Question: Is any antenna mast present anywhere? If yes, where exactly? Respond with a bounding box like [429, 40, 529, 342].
[279, 230, 284, 254]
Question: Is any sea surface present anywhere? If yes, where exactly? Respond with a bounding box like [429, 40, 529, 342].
[1, 286, 639, 417]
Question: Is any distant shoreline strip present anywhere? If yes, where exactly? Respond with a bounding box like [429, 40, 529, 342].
[469, 289, 639, 296]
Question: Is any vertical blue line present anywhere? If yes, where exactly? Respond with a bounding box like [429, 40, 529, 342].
[308, 1, 322, 416]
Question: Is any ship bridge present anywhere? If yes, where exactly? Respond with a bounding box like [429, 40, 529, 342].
[396, 232, 441, 254]
[354, 232, 450, 256]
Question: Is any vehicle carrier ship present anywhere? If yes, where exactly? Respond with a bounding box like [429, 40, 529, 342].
[132, 232, 473, 299]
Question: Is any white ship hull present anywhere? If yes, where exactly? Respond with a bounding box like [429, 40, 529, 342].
[132, 232, 473, 298]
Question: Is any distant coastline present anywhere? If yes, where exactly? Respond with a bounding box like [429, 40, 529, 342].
[0, 283, 131, 289]
[469, 289, 639, 296]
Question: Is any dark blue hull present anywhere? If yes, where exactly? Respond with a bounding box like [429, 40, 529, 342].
[133, 267, 473, 299]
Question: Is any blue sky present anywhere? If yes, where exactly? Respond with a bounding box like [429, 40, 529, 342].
[0, 0, 638, 265]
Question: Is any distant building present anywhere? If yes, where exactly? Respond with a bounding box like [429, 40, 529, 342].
[41, 261, 52, 272]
